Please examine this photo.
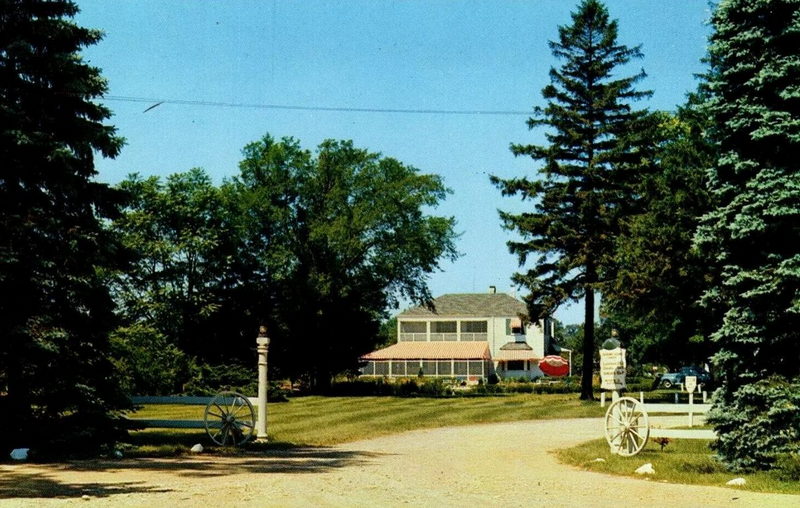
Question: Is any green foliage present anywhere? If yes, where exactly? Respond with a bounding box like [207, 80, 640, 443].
[0, 0, 129, 453]
[492, 0, 652, 400]
[110, 324, 190, 395]
[112, 169, 250, 363]
[109, 135, 458, 393]
[234, 135, 459, 388]
[696, 0, 800, 470]
[604, 96, 717, 368]
[707, 377, 800, 471]
[327, 378, 455, 397]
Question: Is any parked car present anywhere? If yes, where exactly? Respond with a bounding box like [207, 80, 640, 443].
[654, 366, 712, 389]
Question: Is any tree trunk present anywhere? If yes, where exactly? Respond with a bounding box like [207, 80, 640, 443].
[580, 278, 595, 401]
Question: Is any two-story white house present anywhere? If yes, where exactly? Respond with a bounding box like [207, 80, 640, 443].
[360, 288, 556, 382]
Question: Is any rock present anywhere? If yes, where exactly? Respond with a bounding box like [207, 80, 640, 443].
[82, 495, 91, 500]
[9, 448, 29, 461]
[113, 450, 124, 458]
[726, 477, 746, 486]
[592, 458, 606, 462]
[634, 463, 655, 475]
[190, 443, 204, 453]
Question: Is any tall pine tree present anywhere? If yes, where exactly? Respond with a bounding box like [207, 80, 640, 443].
[0, 0, 128, 453]
[493, 0, 651, 399]
[697, 0, 800, 470]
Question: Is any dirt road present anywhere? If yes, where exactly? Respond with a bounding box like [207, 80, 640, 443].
[1, 418, 797, 507]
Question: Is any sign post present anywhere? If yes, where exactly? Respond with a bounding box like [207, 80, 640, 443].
[599, 347, 627, 398]
[256, 326, 270, 441]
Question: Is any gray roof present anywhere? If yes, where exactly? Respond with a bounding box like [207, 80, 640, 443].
[399, 293, 528, 318]
[500, 341, 533, 351]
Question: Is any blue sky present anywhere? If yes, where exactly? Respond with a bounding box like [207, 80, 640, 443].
[75, 1, 712, 324]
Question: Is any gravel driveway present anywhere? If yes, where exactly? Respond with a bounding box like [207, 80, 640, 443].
[1, 418, 797, 507]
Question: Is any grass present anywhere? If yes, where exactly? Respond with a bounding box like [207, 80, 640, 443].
[124, 393, 602, 452]
[555, 437, 800, 495]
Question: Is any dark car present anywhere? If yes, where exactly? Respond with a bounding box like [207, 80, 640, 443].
[654, 366, 712, 389]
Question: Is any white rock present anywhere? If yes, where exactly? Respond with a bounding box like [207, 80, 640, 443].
[592, 458, 606, 462]
[9, 448, 29, 461]
[113, 450, 124, 458]
[634, 463, 655, 475]
[726, 477, 746, 486]
[190, 443, 204, 453]
[82, 495, 91, 500]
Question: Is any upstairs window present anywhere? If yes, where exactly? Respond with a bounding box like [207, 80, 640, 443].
[433, 321, 457, 333]
[460, 321, 487, 333]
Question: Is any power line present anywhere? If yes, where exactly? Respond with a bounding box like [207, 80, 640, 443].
[102, 95, 532, 116]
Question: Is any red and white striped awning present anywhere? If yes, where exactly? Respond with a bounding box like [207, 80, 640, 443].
[494, 350, 540, 362]
[361, 341, 490, 360]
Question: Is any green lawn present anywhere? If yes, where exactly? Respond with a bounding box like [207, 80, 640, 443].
[126, 393, 601, 449]
[556, 438, 800, 495]
[124, 394, 799, 495]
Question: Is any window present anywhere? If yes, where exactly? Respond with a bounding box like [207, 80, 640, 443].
[361, 362, 375, 375]
[400, 322, 426, 333]
[506, 360, 525, 371]
[460, 321, 487, 333]
[399, 321, 427, 341]
[433, 321, 457, 333]
[468, 361, 485, 376]
[461, 320, 488, 341]
[506, 318, 524, 335]
[437, 361, 452, 376]
[421, 361, 437, 376]
[431, 321, 457, 341]
[374, 361, 389, 376]
[454, 361, 469, 376]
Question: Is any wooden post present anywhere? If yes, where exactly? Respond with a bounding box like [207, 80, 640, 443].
[256, 326, 270, 441]
[688, 393, 694, 427]
[600, 392, 606, 408]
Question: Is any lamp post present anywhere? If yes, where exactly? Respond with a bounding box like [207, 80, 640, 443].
[256, 325, 269, 441]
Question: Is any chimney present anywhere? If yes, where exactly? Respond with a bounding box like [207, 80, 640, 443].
[489, 285, 496, 294]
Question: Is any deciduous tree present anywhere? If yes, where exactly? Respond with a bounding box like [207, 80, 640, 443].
[235, 136, 458, 389]
[604, 97, 717, 368]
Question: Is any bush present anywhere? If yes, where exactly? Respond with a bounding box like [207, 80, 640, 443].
[708, 376, 800, 471]
[775, 453, 800, 482]
[110, 324, 192, 395]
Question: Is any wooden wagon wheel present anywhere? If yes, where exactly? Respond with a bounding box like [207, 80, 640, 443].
[204, 391, 256, 446]
[604, 396, 650, 456]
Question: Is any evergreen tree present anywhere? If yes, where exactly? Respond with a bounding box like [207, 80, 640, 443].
[0, 1, 128, 453]
[697, 0, 800, 470]
[493, 0, 651, 399]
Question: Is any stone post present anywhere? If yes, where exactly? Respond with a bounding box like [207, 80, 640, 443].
[256, 326, 269, 441]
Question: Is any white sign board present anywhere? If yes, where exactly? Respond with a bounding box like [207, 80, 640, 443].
[684, 375, 697, 393]
[599, 348, 626, 391]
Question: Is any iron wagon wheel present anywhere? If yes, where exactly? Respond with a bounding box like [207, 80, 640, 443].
[204, 391, 256, 446]
[604, 396, 650, 456]
[661, 379, 673, 389]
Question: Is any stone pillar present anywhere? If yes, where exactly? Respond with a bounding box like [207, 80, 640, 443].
[256, 326, 270, 441]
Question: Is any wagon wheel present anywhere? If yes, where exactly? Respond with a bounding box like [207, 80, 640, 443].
[204, 391, 256, 446]
[604, 396, 650, 456]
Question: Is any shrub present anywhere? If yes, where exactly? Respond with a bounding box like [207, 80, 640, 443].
[775, 453, 800, 482]
[708, 376, 800, 471]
